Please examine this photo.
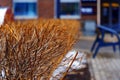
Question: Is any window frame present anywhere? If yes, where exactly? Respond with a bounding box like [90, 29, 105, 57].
[13, 0, 38, 19]
[56, 0, 81, 19]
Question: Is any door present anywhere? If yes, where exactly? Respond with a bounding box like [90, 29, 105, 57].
[101, 0, 120, 29]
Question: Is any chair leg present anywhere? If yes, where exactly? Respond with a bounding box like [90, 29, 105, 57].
[91, 39, 97, 52]
[93, 44, 100, 58]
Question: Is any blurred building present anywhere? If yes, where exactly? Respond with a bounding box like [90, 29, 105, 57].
[1, 0, 119, 34]
[0, 0, 97, 21]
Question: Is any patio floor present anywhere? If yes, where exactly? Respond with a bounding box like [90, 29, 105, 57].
[73, 35, 120, 80]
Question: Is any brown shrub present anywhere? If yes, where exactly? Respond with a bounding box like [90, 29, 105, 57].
[0, 19, 79, 80]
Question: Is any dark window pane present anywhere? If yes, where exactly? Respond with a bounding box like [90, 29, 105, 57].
[60, 3, 79, 15]
[14, 3, 27, 15]
[112, 3, 119, 24]
[101, 7, 109, 25]
[14, 3, 37, 16]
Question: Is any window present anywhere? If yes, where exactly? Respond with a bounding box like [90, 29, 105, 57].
[56, 0, 80, 19]
[13, 0, 37, 19]
[60, 3, 79, 15]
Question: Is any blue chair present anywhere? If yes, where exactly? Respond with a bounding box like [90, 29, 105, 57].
[91, 25, 120, 58]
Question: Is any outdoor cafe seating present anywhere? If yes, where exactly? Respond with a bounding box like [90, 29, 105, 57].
[91, 25, 120, 58]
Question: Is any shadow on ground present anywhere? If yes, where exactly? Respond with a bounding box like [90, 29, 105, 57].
[64, 64, 91, 80]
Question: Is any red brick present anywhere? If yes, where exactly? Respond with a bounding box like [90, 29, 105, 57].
[38, 0, 54, 18]
[0, 0, 12, 8]
[0, 0, 55, 19]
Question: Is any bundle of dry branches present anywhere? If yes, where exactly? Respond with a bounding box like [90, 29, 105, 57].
[0, 19, 79, 80]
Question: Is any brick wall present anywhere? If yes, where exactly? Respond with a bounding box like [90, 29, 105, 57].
[0, 0, 55, 19]
[82, 15, 97, 21]
[38, 0, 54, 18]
[0, 0, 12, 8]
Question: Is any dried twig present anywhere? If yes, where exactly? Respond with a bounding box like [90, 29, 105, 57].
[60, 51, 78, 80]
